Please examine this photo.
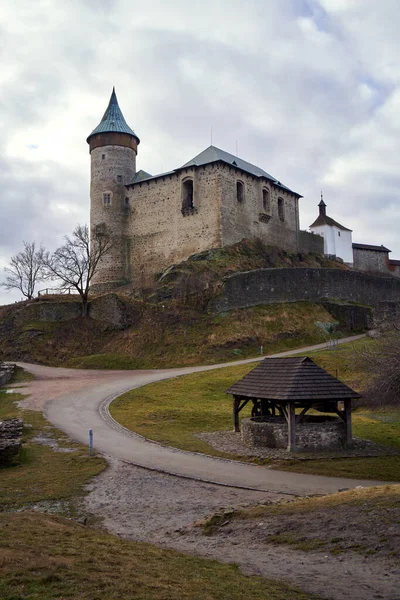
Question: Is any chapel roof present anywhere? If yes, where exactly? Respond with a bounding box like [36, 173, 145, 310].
[226, 356, 360, 401]
[87, 88, 140, 143]
[309, 213, 352, 232]
[352, 243, 391, 253]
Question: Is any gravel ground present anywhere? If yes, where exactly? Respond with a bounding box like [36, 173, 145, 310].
[196, 431, 399, 460]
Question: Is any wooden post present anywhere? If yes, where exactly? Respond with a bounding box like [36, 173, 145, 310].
[233, 396, 240, 432]
[287, 402, 297, 452]
[343, 398, 352, 448]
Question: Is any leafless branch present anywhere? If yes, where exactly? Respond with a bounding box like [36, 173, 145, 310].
[1, 241, 46, 299]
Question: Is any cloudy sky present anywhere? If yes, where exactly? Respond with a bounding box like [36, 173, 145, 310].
[1, 0, 400, 303]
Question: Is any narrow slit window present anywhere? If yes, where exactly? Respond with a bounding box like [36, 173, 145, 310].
[278, 197, 285, 221]
[262, 188, 271, 212]
[117, 175, 122, 183]
[103, 192, 111, 206]
[182, 179, 194, 216]
[236, 181, 244, 203]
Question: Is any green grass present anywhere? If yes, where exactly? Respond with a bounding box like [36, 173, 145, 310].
[0, 390, 106, 511]
[0, 512, 321, 600]
[110, 339, 400, 480]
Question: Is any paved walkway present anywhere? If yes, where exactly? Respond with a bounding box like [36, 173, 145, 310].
[18, 333, 386, 496]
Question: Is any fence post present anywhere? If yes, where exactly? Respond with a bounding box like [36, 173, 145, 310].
[89, 429, 93, 455]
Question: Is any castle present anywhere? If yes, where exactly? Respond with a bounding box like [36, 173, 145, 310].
[88, 89, 321, 291]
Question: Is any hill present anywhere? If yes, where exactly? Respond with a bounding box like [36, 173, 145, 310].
[0, 240, 356, 369]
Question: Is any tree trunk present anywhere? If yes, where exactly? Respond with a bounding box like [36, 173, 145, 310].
[81, 297, 89, 318]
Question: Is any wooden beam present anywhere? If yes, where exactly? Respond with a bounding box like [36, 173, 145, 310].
[295, 405, 310, 424]
[233, 396, 241, 432]
[343, 398, 353, 448]
[287, 402, 297, 452]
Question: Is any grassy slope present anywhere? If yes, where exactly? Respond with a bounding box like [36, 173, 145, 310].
[0, 512, 320, 600]
[201, 485, 400, 557]
[110, 339, 400, 480]
[0, 369, 106, 511]
[0, 239, 355, 369]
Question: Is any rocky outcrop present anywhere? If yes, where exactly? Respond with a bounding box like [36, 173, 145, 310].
[0, 363, 15, 386]
[0, 417, 23, 465]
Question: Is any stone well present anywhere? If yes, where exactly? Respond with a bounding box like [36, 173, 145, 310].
[241, 415, 346, 451]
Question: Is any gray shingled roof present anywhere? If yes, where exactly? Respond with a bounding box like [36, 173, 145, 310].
[132, 169, 153, 183]
[181, 146, 299, 195]
[127, 145, 301, 193]
[352, 243, 391, 253]
[87, 88, 140, 143]
[226, 357, 360, 401]
[310, 213, 352, 232]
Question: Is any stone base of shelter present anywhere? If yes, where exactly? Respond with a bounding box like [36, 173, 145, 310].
[241, 415, 345, 451]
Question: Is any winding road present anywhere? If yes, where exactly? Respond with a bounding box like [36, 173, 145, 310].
[16, 333, 386, 496]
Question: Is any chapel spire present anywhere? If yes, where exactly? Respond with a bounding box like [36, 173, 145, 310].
[319, 192, 326, 217]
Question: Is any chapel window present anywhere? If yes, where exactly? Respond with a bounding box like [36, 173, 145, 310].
[262, 188, 271, 212]
[103, 192, 112, 206]
[181, 179, 194, 216]
[278, 197, 285, 221]
[236, 181, 245, 203]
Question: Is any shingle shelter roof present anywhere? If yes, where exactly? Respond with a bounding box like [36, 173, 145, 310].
[310, 214, 352, 232]
[226, 357, 360, 401]
[87, 88, 139, 143]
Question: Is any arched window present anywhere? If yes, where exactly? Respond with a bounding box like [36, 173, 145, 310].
[236, 181, 244, 203]
[278, 197, 285, 221]
[182, 178, 194, 216]
[262, 188, 271, 212]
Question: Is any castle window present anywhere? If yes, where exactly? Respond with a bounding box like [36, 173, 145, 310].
[117, 175, 122, 183]
[102, 154, 105, 160]
[236, 181, 244, 203]
[278, 197, 285, 221]
[182, 178, 194, 216]
[338, 231, 341, 237]
[124, 197, 129, 206]
[262, 188, 271, 212]
[103, 192, 112, 206]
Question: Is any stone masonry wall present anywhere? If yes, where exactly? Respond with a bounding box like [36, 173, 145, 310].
[220, 167, 299, 252]
[211, 267, 400, 312]
[298, 230, 324, 255]
[90, 144, 137, 289]
[353, 248, 389, 274]
[127, 164, 222, 286]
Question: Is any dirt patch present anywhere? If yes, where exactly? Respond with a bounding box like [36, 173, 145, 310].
[83, 458, 400, 600]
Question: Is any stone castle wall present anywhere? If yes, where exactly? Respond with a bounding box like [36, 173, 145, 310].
[127, 164, 223, 285]
[220, 168, 299, 251]
[353, 247, 389, 275]
[211, 267, 400, 312]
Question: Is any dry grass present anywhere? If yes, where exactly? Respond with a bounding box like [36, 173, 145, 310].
[0, 512, 321, 600]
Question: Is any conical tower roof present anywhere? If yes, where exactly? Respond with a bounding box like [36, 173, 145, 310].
[86, 88, 140, 144]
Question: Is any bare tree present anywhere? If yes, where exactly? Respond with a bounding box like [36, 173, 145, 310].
[356, 331, 400, 409]
[1, 241, 46, 300]
[43, 224, 113, 317]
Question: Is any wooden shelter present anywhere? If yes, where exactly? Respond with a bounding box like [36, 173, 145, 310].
[226, 357, 360, 451]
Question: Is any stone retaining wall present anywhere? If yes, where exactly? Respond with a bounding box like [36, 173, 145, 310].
[211, 267, 400, 313]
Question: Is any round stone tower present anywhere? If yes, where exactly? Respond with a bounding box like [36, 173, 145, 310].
[87, 88, 140, 292]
